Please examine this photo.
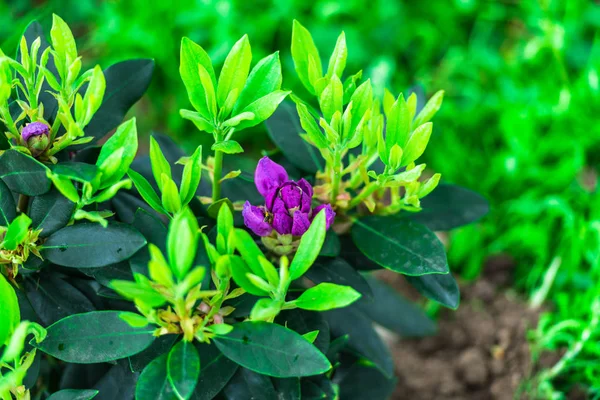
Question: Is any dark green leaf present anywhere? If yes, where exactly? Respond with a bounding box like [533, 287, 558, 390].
[406, 184, 489, 231]
[305, 258, 373, 300]
[24, 273, 95, 326]
[136, 354, 179, 400]
[0, 178, 16, 226]
[323, 306, 393, 377]
[272, 378, 301, 400]
[213, 321, 331, 378]
[0, 149, 50, 196]
[50, 162, 99, 183]
[35, 311, 155, 363]
[406, 273, 460, 309]
[357, 276, 436, 337]
[265, 101, 324, 173]
[82, 59, 155, 144]
[46, 389, 99, 400]
[338, 363, 396, 400]
[167, 340, 200, 400]
[129, 334, 178, 373]
[30, 189, 76, 238]
[42, 222, 147, 268]
[190, 343, 238, 400]
[300, 376, 336, 400]
[352, 216, 448, 276]
[320, 230, 340, 257]
[82, 262, 133, 288]
[223, 368, 277, 400]
[276, 309, 330, 354]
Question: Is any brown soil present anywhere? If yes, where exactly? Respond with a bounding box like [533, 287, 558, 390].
[380, 255, 556, 400]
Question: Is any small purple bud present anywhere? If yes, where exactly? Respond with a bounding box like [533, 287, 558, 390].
[242, 201, 273, 237]
[313, 204, 336, 230]
[22, 122, 51, 157]
[21, 122, 50, 142]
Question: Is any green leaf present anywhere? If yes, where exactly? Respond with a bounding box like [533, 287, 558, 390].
[3, 214, 31, 251]
[35, 311, 155, 363]
[402, 122, 432, 166]
[217, 35, 251, 108]
[291, 20, 322, 94]
[265, 101, 324, 173]
[234, 90, 291, 131]
[357, 276, 436, 337]
[161, 174, 182, 213]
[295, 283, 361, 311]
[50, 14, 77, 64]
[296, 102, 327, 149]
[46, 389, 99, 400]
[0, 179, 16, 226]
[179, 145, 203, 205]
[179, 109, 214, 133]
[405, 184, 489, 231]
[82, 65, 106, 124]
[213, 321, 331, 377]
[167, 340, 200, 400]
[136, 353, 179, 400]
[222, 112, 255, 128]
[289, 210, 327, 280]
[229, 255, 269, 296]
[50, 162, 99, 183]
[180, 37, 216, 119]
[128, 168, 165, 214]
[42, 222, 147, 268]
[233, 228, 268, 279]
[0, 274, 20, 346]
[167, 208, 199, 280]
[249, 298, 281, 321]
[414, 90, 444, 126]
[150, 136, 172, 190]
[211, 140, 244, 155]
[351, 216, 448, 276]
[406, 273, 460, 309]
[385, 94, 410, 154]
[0, 149, 50, 196]
[326, 32, 347, 79]
[223, 368, 277, 400]
[338, 362, 396, 400]
[275, 309, 330, 354]
[319, 76, 343, 122]
[96, 118, 138, 189]
[190, 343, 238, 400]
[233, 52, 282, 115]
[198, 63, 217, 118]
[110, 280, 166, 307]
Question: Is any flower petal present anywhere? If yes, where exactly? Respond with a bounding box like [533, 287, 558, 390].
[272, 210, 293, 235]
[313, 204, 336, 230]
[280, 183, 303, 210]
[254, 157, 288, 198]
[292, 212, 311, 236]
[297, 178, 313, 198]
[242, 201, 272, 237]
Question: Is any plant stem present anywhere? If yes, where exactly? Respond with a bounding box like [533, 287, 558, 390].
[330, 150, 342, 204]
[212, 149, 224, 202]
[348, 181, 379, 209]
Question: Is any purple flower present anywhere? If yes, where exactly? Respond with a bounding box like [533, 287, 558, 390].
[243, 157, 335, 237]
[21, 122, 50, 142]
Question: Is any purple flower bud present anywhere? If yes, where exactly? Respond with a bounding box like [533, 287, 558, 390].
[21, 122, 50, 142]
[242, 157, 336, 240]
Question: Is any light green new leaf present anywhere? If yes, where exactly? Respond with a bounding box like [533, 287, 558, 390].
[161, 174, 182, 214]
[319, 76, 343, 122]
[180, 37, 216, 119]
[0, 274, 20, 346]
[167, 208, 199, 280]
[326, 32, 347, 79]
[291, 20, 322, 94]
[127, 169, 165, 214]
[235, 90, 290, 131]
[402, 122, 433, 166]
[50, 14, 77, 64]
[199, 63, 217, 118]
[96, 118, 138, 189]
[233, 52, 282, 115]
[217, 35, 251, 108]
[296, 102, 327, 149]
[295, 283, 361, 311]
[386, 95, 410, 154]
[211, 140, 244, 155]
[414, 90, 444, 127]
[2, 214, 32, 251]
[289, 210, 327, 280]
[179, 145, 202, 205]
[149, 136, 172, 190]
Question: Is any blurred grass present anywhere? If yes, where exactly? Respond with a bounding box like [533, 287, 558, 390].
[2, 0, 600, 396]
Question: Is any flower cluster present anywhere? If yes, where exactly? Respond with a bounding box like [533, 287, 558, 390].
[21, 122, 50, 157]
[243, 157, 335, 239]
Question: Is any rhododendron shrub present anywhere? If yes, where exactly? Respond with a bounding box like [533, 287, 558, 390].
[0, 16, 487, 400]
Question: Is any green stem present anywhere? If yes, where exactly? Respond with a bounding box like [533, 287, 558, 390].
[330, 150, 342, 204]
[348, 181, 379, 209]
[212, 149, 224, 203]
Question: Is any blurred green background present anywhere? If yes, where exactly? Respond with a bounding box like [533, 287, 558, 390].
[2, 0, 600, 397]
